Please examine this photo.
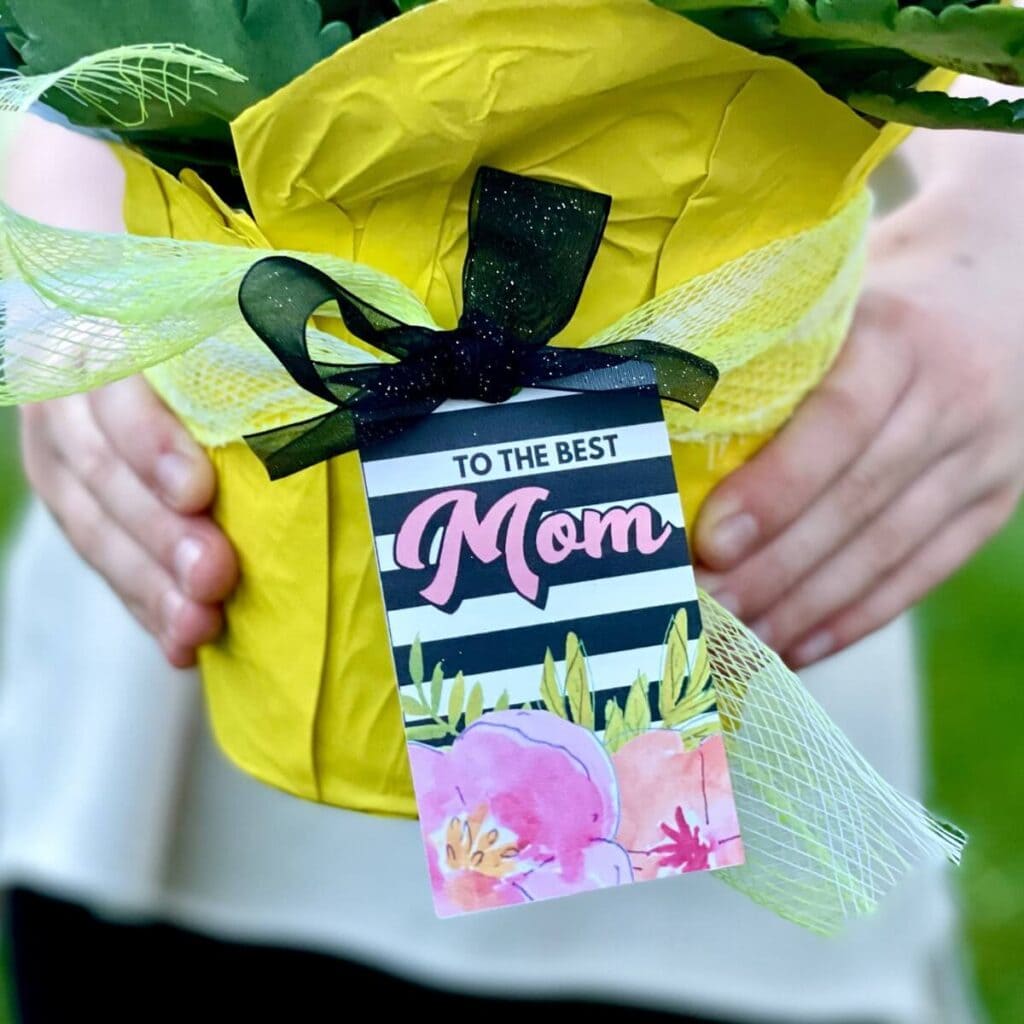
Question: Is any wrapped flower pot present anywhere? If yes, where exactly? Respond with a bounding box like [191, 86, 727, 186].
[4, 0, 1011, 923]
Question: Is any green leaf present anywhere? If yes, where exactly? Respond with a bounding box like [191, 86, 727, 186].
[447, 671, 465, 728]
[673, 6, 788, 53]
[603, 699, 629, 753]
[405, 722, 450, 742]
[408, 635, 425, 687]
[849, 85, 1024, 131]
[494, 690, 511, 712]
[429, 661, 444, 714]
[0, 0, 21, 66]
[658, 0, 786, 15]
[784, 45, 930, 100]
[653, 0, 1024, 132]
[777, 0, 1024, 85]
[399, 693, 430, 717]
[318, 1, 398, 34]
[465, 682, 485, 726]
[6, 0, 351, 130]
[624, 674, 652, 739]
[540, 647, 566, 718]
[564, 632, 595, 729]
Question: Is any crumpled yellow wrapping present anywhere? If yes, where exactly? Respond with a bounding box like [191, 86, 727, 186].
[118, 0, 913, 813]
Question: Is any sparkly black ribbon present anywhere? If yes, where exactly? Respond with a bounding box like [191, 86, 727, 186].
[238, 166, 719, 480]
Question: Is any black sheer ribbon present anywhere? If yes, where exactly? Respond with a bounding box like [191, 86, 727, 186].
[238, 166, 719, 480]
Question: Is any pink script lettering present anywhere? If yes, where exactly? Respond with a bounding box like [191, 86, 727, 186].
[393, 486, 673, 609]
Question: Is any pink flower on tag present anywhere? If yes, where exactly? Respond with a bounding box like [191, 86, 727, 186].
[409, 709, 633, 916]
[613, 731, 744, 880]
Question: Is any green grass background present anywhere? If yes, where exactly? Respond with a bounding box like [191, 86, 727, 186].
[0, 408, 1020, 1022]
[918, 505, 1024, 1024]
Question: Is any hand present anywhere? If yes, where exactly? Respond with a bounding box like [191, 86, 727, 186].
[20, 376, 239, 668]
[695, 140, 1024, 668]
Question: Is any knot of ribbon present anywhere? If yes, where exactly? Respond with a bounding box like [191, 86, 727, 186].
[238, 166, 719, 480]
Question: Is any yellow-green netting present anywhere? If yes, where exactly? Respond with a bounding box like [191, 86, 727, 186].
[702, 594, 963, 933]
[0, 182, 870, 450]
[585, 191, 871, 444]
[0, 45, 965, 934]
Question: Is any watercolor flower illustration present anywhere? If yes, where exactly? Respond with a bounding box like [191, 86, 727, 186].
[408, 709, 634, 915]
[613, 731, 744, 880]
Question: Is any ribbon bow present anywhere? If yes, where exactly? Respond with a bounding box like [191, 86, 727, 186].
[238, 166, 719, 479]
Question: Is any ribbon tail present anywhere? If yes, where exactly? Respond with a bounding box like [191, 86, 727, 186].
[520, 341, 719, 411]
[597, 339, 719, 411]
[245, 392, 447, 478]
[244, 408, 360, 480]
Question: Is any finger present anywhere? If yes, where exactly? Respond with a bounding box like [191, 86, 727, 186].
[706, 377, 957, 621]
[785, 492, 1020, 668]
[46, 394, 238, 604]
[88, 376, 216, 513]
[749, 440, 1000, 652]
[47, 459, 225, 661]
[18, 399, 76, 509]
[695, 318, 913, 569]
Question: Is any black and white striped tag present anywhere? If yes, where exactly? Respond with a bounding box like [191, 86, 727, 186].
[361, 374, 705, 740]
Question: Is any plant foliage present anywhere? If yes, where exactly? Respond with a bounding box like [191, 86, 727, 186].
[3, 0, 1023, 201]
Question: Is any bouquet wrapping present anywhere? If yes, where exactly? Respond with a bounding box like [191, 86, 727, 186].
[0, 0, 968, 929]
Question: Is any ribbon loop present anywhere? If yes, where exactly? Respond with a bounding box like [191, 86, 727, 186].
[460, 167, 611, 346]
[238, 166, 719, 480]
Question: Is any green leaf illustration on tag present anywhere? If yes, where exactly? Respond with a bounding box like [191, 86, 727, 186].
[400, 693, 430, 717]
[659, 607, 688, 720]
[540, 647, 566, 718]
[604, 698, 628, 753]
[659, 608, 717, 729]
[565, 632, 594, 729]
[465, 682, 485, 726]
[405, 722, 450, 742]
[624, 674, 652, 739]
[429, 661, 444, 716]
[447, 671, 465, 729]
[408, 635, 425, 687]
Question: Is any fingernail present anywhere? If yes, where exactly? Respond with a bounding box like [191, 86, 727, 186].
[155, 451, 195, 508]
[174, 536, 204, 591]
[159, 588, 186, 640]
[792, 630, 834, 667]
[704, 511, 758, 565]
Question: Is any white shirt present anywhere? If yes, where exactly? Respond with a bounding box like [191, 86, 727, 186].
[0, 501, 975, 1023]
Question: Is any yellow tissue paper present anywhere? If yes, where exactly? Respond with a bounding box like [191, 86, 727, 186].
[111, 0, 916, 813]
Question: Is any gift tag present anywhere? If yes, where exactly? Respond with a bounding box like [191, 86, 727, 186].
[361, 370, 744, 916]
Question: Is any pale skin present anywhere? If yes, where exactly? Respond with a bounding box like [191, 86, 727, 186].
[9, 118, 236, 668]
[8, 89, 1024, 671]
[696, 91, 1024, 665]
